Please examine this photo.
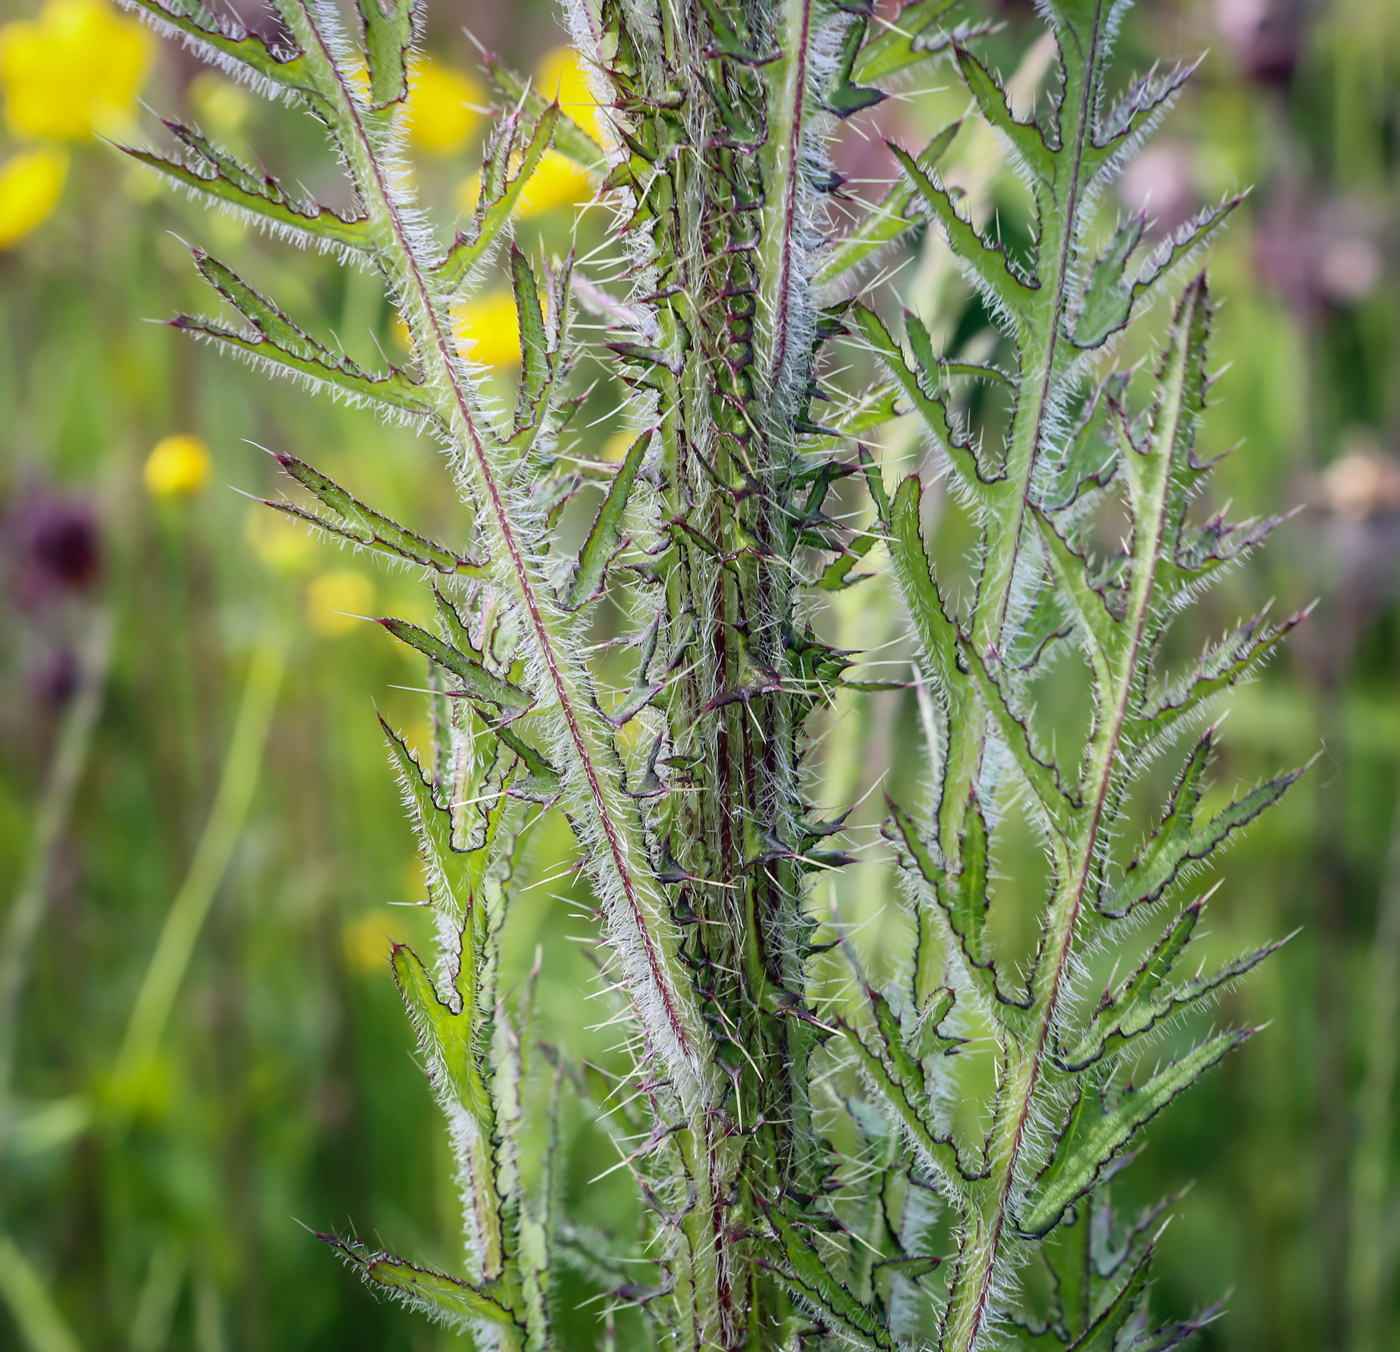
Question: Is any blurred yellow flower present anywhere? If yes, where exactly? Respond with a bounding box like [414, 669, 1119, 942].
[306, 568, 375, 637]
[144, 434, 211, 498]
[188, 72, 250, 135]
[0, 0, 151, 141]
[518, 147, 594, 217]
[244, 505, 314, 575]
[534, 46, 606, 145]
[341, 910, 397, 975]
[601, 426, 639, 463]
[405, 59, 483, 155]
[452, 289, 526, 369]
[0, 146, 65, 248]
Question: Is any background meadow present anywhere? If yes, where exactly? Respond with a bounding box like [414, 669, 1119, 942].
[0, 0, 1397, 1348]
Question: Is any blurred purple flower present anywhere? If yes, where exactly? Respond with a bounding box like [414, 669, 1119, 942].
[4, 486, 101, 609]
[1216, 0, 1304, 88]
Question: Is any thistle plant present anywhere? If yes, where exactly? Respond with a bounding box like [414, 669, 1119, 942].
[117, 0, 1302, 1347]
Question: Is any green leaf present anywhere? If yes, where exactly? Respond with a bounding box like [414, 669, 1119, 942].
[1071, 198, 1238, 351]
[824, 17, 886, 118]
[953, 45, 1053, 184]
[560, 430, 648, 611]
[440, 107, 560, 290]
[853, 2, 970, 84]
[1069, 1239, 1153, 1351]
[1105, 738, 1304, 918]
[844, 986, 981, 1189]
[1019, 1028, 1252, 1236]
[321, 1235, 517, 1330]
[1061, 903, 1281, 1070]
[391, 939, 493, 1128]
[380, 617, 535, 717]
[123, 0, 318, 96]
[355, 0, 417, 110]
[764, 1209, 894, 1350]
[891, 143, 1038, 318]
[887, 475, 964, 695]
[268, 453, 481, 575]
[179, 253, 434, 418]
[122, 123, 374, 250]
[887, 797, 1001, 1008]
[484, 53, 604, 170]
[958, 637, 1078, 826]
[380, 714, 507, 913]
[852, 306, 989, 499]
[510, 247, 551, 424]
[1033, 505, 1119, 673]
[816, 122, 960, 285]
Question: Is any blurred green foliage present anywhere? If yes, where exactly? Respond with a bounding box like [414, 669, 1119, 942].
[0, 1, 1396, 1349]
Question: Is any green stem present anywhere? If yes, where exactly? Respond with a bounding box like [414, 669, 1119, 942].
[108, 618, 287, 1131]
[1347, 759, 1400, 1352]
[0, 611, 111, 1198]
[0, 1232, 83, 1352]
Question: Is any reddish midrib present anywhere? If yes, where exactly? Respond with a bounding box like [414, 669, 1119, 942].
[302, 9, 695, 1067]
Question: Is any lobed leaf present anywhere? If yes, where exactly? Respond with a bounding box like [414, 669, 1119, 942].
[179, 253, 434, 418]
[321, 1234, 517, 1330]
[560, 431, 648, 611]
[380, 616, 534, 717]
[1018, 1028, 1252, 1237]
[268, 452, 481, 575]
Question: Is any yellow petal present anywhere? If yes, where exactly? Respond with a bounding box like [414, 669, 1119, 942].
[405, 59, 483, 155]
[0, 0, 150, 141]
[0, 147, 65, 248]
[306, 569, 375, 638]
[144, 434, 211, 498]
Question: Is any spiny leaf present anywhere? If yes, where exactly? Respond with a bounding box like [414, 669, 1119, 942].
[1018, 1029, 1252, 1237]
[321, 1234, 517, 1330]
[1071, 198, 1238, 351]
[355, 0, 418, 111]
[484, 52, 604, 169]
[891, 143, 1038, 318]
[560, 431, 648, 611]
[824, 17, 886, 118]
[1033, 505, 1119, 673]
[440, 107, 560, 290]
[953, 44, 1053, 184]
[887, 475, 965, 693]
[1061, 903, 1281, 1070]
[845, 987, 981, 1189]
[1105, 748, 1304, 918]
[122, 123, 374, 250]
[887, 798, 1001, 1008]
[958, 637, 1078, 826]
[123, 0, 317, 95]
[269, 452, 481, 575]
[391, 940, 492, 1128]
[1069, 1238, 1154, 1351]
[764, 1208, 895, 1350]
[179, 253, 434, 417]
[852, 306, 989, 498]
[380, 617, 535, 716]
[816, 121, 960, 285]
[854, 1, 970, 84]
[380, 714, 506, 912]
